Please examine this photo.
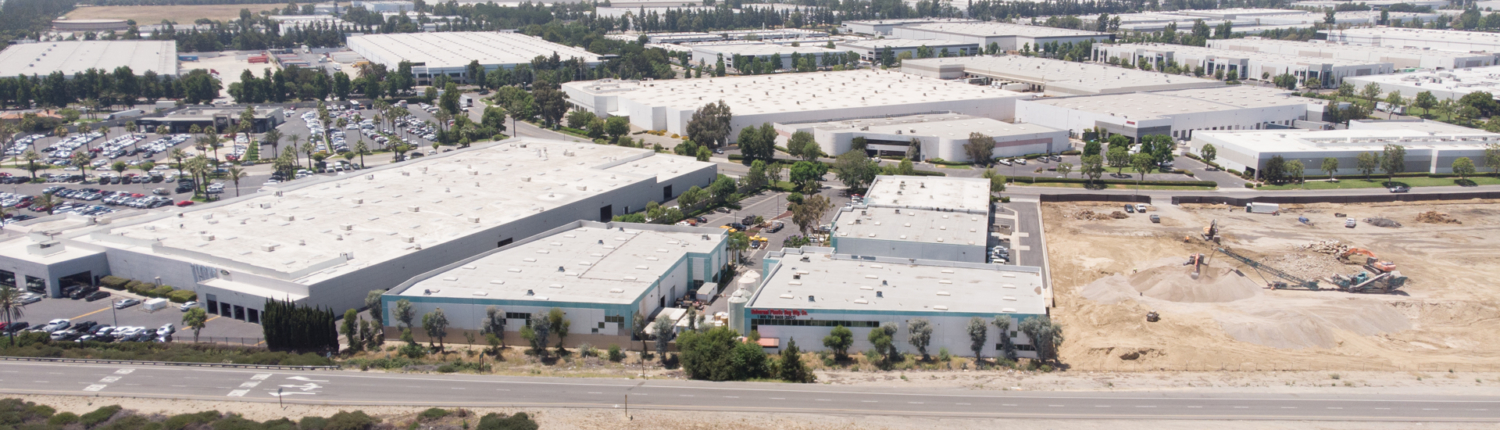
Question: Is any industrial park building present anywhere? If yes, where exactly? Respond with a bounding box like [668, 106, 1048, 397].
[0, 41, 177, 79]
[0, 138, 715, 323]
[1015, 86, 1314, 142]
[1206, 38, 1496, 71]
[136, 107, 285, 134]
[828, 176, 995, 263]
[1188, 120, 1496, 179]
[741, 247, 1045, 357]
[902, 56, 1223, 96]
[839, 18, 978, 35]
[890, 22, 1112, 51]
[560, 70, 1032, 143]
[1093, 43, 1393, 88]
[384, 221, 728, 346]
[1321, 28, 1500, 55]
[346, 32, 601, 84]
[774, 113, 1068, 161]
[1343, 66, 1500, 102]
[838, 38, 980, 62]
[689, 43, 839, 71]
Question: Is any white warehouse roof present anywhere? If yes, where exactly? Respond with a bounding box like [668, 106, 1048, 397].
[400, 222, 725, 304]
[902, 56, 1223, 95]
[0, 41, 177, 78]
[346, 32, 601, 69]
[751, 248, 1046, 316]
[863, 175, 992, 213]
[1024, 86, 1314, 121]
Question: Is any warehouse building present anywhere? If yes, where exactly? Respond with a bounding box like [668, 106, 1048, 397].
[1015, 86, 1313, 142]
[50, 19, 130, 32]
[828, 175, 994, 263]
[1188, 119, 1497, 179]
[891, 22, 1111, 51]
[1093, 43, 1393, 88]
[1207, 38, 1495, 71]
[346, 32, 601, 84]
[838, 38, 980, 62]
[690, 43, 839, 71]
[136, 107, 285, 134]
[0, 138, 716, 322]
[839, 18, 978, 35]
[383, 220, 728, 346]
[1322, 28, 1500, 55]
[739, 247, 1045, 357]
[0, 40, 177, 79]
[561, 70, 1032, 143]
[1343, 66, 1500, 102]
[902, 56, 1223, 96]
[775, 112, 1067, 160]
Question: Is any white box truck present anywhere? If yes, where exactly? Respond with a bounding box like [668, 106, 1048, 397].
[142, 298, 168, 311]
[1246, 202, 1280, 215]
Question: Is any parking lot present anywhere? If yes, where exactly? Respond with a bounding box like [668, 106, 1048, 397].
[4, 289, 265, 345]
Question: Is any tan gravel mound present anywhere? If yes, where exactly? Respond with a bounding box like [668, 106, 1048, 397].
[1215, 299, 1412, 349]
[1080, 258, 1262, 304]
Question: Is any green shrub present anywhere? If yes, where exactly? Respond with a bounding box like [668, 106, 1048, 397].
[1000, 196, 1011, 203]
[607, 344, 624, 362]
[167, 289, 198, 303]
[937, 347, 951, 362]
[48, 412, 80, 425]
[476, 412, 538, 430]
[299, 416, 329, 430]
[578, 343, 597, 357]
[25, 404, 55, 418]
[324, 410, 378, 430]
[418, 408, 449, 421]
[1245, 183, 1255, 189]
[1060, 150, 1081, 155]
[149, 285, 175, 297]
[100, 276, 130, 290]
[80, 405, 122, 428]
[162, 410, 219, 430]
[727, 153, 744, 161]
[96, 414, 151, 430]
[122, 281, 145, 294]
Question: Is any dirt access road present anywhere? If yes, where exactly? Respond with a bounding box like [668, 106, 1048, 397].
[1044, 200, 1500, 372]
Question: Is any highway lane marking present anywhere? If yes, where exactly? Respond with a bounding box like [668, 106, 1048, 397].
[816, 399, 830, 402]
[1234, 406, 1249, 409]
[724, 396, 738, 399]
[1328, 407, 1343, 410]
[451, 388, 465, 390]
[239, 382, 260, 388]
[587, 392, 602, 395]
[83, 385, 105, 392]
[1423, 408, 1438, 411]
[47, 372, 62, 375]
[909, 402, 923, 405]
[496, 389, 509, 392]
[0, 387, 1492, 423]
[959, 403, 972, 406]
[680, 395, 694, 397]
[1136, 406, 1157, 408]
[227, 390, 248, 397]
[100, 377, 120, 383]
[170, 385, 188, 388]
[1187, 406, 1202, 409]
[70, 307, 110, 321]
[114, 369, 134, 375]
[33, 381, 47, 383]
[251, 374, 271, 380]
[1095, 405, 1110, 408]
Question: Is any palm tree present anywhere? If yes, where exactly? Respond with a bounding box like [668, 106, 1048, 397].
[0, 285, 25, 346]
[77, 123, 92, 151]
[354, 141, 368, 167]
[263, 127, 282, 159]
[0, 204, 9, 231]
[226, 166, 246, 197]
[53, 126, 67, 147]
[301, 141, 314, 170]
[288, 134, 301, 169]
[34, 193, 56, 215]
[71, 151, 90, 183]
[185, 156, 208, 199]
[154, 125, 168, 137]
[170, 148, 187, 177]
[22, 150, 39, 179]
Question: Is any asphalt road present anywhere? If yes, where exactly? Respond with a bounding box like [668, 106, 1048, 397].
[0, 361, 1495, 422]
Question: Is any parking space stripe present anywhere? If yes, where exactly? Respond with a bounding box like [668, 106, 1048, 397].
[70, 307, 110, 321]
[205, 315, 221, 323]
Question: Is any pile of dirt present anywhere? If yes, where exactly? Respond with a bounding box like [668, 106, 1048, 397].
[1415, 211, 1462, 224]
[1364, 217, 1403, 228]
[1295, 239, 1348, 255]
[1080, 258, 1262, 304]
[1215, 299, 1412, 349]
[1072, 210, 1099, 220]
[1262, 253, 1344, 281]
[1110, 211, 1129, 219]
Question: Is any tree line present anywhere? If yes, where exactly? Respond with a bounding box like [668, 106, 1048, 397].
[262, 298, 339, 352]
[0, 68, 219, 122]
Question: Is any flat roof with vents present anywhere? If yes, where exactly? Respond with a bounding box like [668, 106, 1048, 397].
[863, 175, 991, 213]
[1021, 85, 1314, 120]
[902, 56, 1223, 95]
[397, 221, 725, 303]
[795, 112, 1060, 140]
[832, 205, 988, 246]
[748, 247, 1045, 316]
[346, 32, 602, 70]
[0, 41, 177, 78]
[72, 138, 714, 284]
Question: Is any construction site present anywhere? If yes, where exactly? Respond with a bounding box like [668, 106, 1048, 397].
[1044, 199, 1500, 372]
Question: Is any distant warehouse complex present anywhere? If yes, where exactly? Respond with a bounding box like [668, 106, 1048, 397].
[1343, 66, 1500, 102]
[347, 32, 601, 85]
[902, 56, 1223, 96]
[1016, 86, 1317, 142]
[1322, 28, 1500, 55]
[0, 138, 715, 324]
[0, 41, 177, 78]
[737, 176, 1048, 357]
[561, 70, 1033, 144]
[1207, 38, 1496, 70]
[1190, 120, 1498, 179]
[891, 22, 1111, 51]
[1093, 43, 1393, 88]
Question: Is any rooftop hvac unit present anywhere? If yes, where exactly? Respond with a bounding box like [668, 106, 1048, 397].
[260, 244, 278, 252]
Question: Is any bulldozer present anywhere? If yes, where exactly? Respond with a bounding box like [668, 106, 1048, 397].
[1340, 248, 1396, 273]
[1146, 311, 1160, 322]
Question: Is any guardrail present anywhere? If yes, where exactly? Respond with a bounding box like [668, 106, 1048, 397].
[0, 355, 340, 371]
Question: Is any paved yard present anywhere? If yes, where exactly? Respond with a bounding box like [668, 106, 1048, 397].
[12, 290, 264, 345]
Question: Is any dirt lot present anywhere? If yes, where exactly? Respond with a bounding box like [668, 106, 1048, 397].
[1044, 200, 1500, 372]
[64, 5, 278, 24]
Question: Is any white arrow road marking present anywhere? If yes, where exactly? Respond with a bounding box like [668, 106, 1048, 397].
[100, 376, 121, 383]
[286, 376, 328, 382]
[279, 383, 322, 391]
[239, 382, 261, 388]
[251, 374, 272, 380]
[227, 390, 249, 397]
[83, 385, 106, 392]
[269, 392, 316, 397]
[115, 369, 134, 375]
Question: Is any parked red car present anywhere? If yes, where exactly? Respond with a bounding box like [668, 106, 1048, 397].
[176, 200, 194, 207]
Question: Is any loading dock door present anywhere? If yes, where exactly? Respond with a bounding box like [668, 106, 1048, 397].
[599, 204, 613, 222]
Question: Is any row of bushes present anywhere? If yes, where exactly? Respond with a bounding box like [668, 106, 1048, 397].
[0, 397, 499, 430]
[98, 276, 197, 303]
[1009, 176, 1218, 187]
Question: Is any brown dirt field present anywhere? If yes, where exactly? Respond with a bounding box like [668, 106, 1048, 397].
[64, 5, 278, 24]
[1044, 200, 1500, 372]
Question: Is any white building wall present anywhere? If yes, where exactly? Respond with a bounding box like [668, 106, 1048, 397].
[751, 311, 1037, 359]
[1016, 98, 1306, 141]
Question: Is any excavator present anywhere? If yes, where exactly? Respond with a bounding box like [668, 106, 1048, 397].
[1340, 248, 1396, 273]
[1202, 220, 1220, 242]
[1184, 253, 1207, 278]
